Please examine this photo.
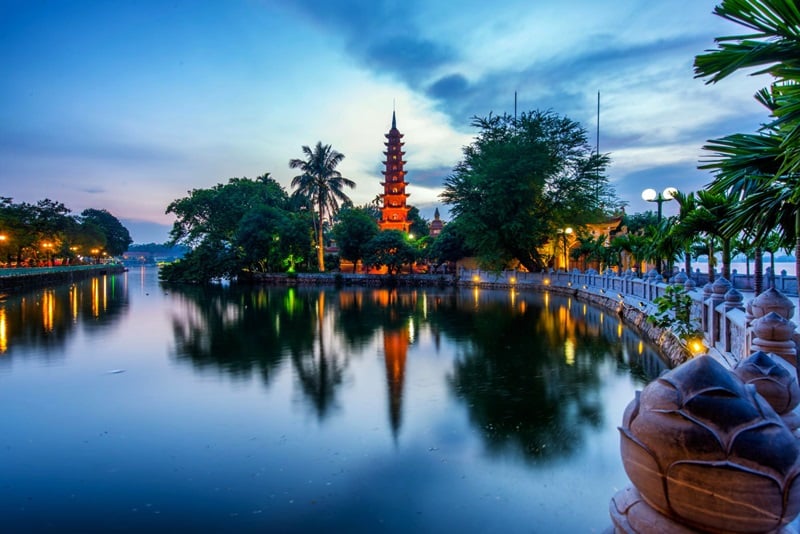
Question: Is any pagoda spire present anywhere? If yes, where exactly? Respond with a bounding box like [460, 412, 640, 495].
[379, 111, 410, 233]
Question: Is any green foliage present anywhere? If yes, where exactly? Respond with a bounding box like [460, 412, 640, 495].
[696, 0, 800, 287]
[332, 207, 379, 272]
[80, 208, 133, 256]
[162, 173, 314, 282]
[623, 212, 658, 234]
[647, 285, 701, 341]
[440, 110, 620, 271]
[289, 142, 355, 272]
[0, 197, 132, 265]
[363, 230, 416, 275]
[407, 206, 429, 238]
[426, 219, 475, 267]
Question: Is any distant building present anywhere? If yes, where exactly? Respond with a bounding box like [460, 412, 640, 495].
[379, 112, 411, 232]
[430, 207, 444, 237]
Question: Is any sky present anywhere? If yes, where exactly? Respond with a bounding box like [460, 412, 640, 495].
[1, 0, 772, 244]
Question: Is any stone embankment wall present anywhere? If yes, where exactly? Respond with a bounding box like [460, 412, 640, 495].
[0, 265, 126, 293]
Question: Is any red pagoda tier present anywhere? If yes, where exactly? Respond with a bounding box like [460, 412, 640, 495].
[379, 112, 411, 232]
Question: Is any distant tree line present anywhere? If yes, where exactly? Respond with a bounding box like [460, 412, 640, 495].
[0, 197, 132, 266]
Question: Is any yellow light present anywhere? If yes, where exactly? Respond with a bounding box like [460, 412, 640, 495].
[509, 276, 516, 284]
[0, 307, 7, 353]
[543, 278, 551, 286]
[687, 338, 706, 357]
[472, 274, 480, 282]
[564, 338, 575, 366]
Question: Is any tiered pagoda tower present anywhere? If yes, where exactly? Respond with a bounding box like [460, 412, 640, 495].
[379, 112, 411, 232]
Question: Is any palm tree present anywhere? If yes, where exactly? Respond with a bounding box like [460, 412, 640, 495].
[694, 0, 800, 176]
[696, 0, 800, 298]
[290, 142, 355, 272]
[702, 131, 798, 294]
[669, 191, 699, 279]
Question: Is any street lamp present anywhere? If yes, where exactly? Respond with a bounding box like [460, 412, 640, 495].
[642, 187, 677, 275]
[556, 227, 573, 272]
[641, 187, 677, 223]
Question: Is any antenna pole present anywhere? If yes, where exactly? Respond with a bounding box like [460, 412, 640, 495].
[514, 91, 517, 122]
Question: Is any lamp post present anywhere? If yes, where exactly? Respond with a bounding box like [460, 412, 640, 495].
[641, 187, 677, 223]
[556, 227, 573, 272]
[642, 187, 677, 274]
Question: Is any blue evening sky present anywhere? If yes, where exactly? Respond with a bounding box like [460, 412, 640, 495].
[1, 1, 769, 243]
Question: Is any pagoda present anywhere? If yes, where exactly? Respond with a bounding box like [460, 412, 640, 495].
[379, 112, 411, 232]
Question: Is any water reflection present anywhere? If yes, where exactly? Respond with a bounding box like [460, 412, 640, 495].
[168, 285, 315, 387]
[3, 277, 672, 531]
[0, 273, 129, 362]
[167, 285, 666, 463]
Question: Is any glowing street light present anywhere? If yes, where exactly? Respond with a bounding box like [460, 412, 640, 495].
[641, 187, 677, 223]
[642, 187, 676, 275]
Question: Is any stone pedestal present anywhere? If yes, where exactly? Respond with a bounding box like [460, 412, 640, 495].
[616, 356, 800, 533]
[752, 312, 798, 367]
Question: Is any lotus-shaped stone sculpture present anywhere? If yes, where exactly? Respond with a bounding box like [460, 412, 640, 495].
[619, 356, 800, 532]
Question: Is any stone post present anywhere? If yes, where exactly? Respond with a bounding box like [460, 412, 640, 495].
[721, 288, 745, 353]
[710, 277, 731, 348]
[751, 312, 798, 368]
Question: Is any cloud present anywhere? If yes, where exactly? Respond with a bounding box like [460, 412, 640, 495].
[0, 127, 181, 164]
[427, 74, 470, 100]
[274, 0, 458, 85]
[80, 187, 106, 194]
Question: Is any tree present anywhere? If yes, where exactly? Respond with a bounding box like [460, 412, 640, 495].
[79, 209, 132, 256]
[571, 233, 609, 272]
[332, 207, 379, 273]
[695, 0, 800, 300]
[407, 206, 429, 239]
[426, 219, 475, 269]
[289, 142, 355, 272]
[694, 0, 800, 177]
[235, 206, 287, 273]
[363, 231, 416, 275]
[163, 174, 295, 283]
[440, 110, 619, 271]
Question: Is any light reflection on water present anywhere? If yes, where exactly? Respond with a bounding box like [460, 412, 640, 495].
[0, 266, 667, 532]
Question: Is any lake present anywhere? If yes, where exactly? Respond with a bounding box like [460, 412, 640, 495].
[0, 266, 668, 532]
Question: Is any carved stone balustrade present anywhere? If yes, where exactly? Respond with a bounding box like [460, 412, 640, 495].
[735, 350, 800, 430]
[613, 355, 800, 533]
[751, 312, 798, 367]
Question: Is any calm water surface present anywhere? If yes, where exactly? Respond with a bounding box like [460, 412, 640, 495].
[0, 267, 668, 532]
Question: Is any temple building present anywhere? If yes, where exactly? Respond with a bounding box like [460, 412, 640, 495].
[379, 112, 411, 232]
[430, 207, 444, 237]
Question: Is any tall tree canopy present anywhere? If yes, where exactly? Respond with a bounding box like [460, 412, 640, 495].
[440, 111, 618, 271]
[163, 173, 311, 283]
[290, 142, 355, 272]
[332, 206, 379, 273]
[79, 209, 132, 256]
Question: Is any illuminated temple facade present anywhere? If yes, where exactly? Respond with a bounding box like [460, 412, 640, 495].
[379, 112, 411, 232]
